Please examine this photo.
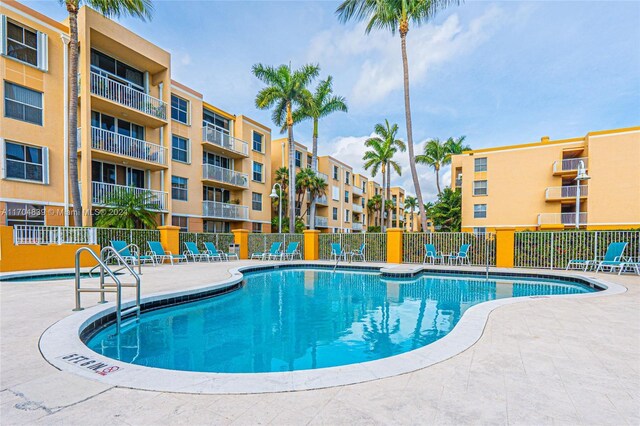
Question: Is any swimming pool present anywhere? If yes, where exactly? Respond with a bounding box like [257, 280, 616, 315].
[86, 267, 596, 373]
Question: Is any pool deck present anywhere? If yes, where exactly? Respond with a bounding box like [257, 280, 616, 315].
[1, 261, 639, 425]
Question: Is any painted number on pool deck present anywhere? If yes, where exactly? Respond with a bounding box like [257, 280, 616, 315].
[58, 353, 123, 376]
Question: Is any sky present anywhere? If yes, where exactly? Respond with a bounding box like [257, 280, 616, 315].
[23, 0, 640, 202]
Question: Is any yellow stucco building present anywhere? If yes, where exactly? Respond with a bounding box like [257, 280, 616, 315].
[450, 126, 640, 232]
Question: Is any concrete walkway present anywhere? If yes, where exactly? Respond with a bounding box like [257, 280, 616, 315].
[1, 261, 638, 425]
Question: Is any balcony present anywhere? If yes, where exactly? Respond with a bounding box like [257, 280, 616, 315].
[315, 215, 328, 228]
[314, 195, 328, 205]
[455, 178, 462, 188]
[552, 157, 588, 175]
[538, 212, 587, 226]
[202, 123, 249, 158]
[88, 71, 167, 125]
[316, 171, 329, 182]
[352, 203, 363, 214]
[352, 186, 363, 197]
[352, 222, 363, 231]
[202, 164, 249, 190]
[545, 185, 588, 201]
[83, 127, 167, 169]
[92, 181, 168, 211]
[202, 201, 248, 221]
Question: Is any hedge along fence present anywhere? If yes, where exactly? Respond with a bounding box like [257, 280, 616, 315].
[96, 228, 160, 251]
[514, 230, 640, 269]
[318, 233, 387, 262]
[178, 232, 235, 252]
[248, 233, 304, 257]
[402, 232, 496, 266]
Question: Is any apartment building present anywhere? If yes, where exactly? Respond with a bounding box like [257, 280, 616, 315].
[389, 186, 405, 229]
[366, 180, 383, 229]
[0, 2, 271, 232]
[352, 173, 368, 232]
[450, 126, 640, 232]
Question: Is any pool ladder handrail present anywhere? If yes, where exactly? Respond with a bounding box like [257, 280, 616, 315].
[74, 247, 141, 334]
[89, 243, 143, 277]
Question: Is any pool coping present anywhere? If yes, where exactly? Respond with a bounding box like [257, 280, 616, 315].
[38, 262, 627, 394]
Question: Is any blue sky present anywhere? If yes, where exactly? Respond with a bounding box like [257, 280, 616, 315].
[25, 0, 640, 201]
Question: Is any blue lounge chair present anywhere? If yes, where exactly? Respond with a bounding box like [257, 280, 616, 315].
[423, 243, 444, 264]
[350, 243, 366, 262]
[566, 255, 597, 271]
[251, 242, 281, 260]
[203, 242, 235, 261]
[331, 243, 347, 261]
[147, 241, 187, 265]
[184, 242, 212, 262]
[618, 259, 640, 276]
[111, 240, 155, 266]
[279, 242, 301, 260]
[595, 242, 628, 273]
[450, 244, 471, 265]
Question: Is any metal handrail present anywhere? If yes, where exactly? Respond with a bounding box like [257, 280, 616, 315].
[100, 247, 141, 318]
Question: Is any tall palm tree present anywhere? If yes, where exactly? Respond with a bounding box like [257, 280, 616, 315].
[416, 138, 448, 195]
[444, 136, 471, 160]
[336, 0, 460, 233]
[374, 120, 405, 228]
[294, 76, 348, 229]
[404, 195, 418, 231]
[61, 0, 153, 226]
[367, 194, 382, 227]
[253, 63, 319, 233]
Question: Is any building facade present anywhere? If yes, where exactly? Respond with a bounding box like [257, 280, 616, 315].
[450, 127, 640, 232]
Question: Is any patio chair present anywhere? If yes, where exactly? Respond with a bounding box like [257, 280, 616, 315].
[330, 243, 347, 262]
[279, 242, 302, 260]
[110, 240, 155, 266]
[423, 243, 444, 264]
[450, 244, 471, 265]
[350, 243, 366, 262]
[251, 242, 282, 260]
[147, 241, 188, 265]
[184, 242, 212, 262]
[618, 259, 640, 276]
[203, 242, 236, 261]
[595, 242, 629, 273]
[566, 255, 597, 272]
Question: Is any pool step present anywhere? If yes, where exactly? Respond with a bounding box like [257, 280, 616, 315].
[120, 306, 140, 319]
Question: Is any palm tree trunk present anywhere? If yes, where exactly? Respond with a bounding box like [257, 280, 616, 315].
[386, 164, 392, 228]
[310, 118, 318, 230]
[435, 167, 441, 195]
[380, 165, 387, 233]
[67, 5, 83, 226]
[400, 28, 428, 232]
[287, 103, 296, 234]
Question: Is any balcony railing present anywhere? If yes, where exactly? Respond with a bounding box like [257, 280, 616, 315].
[86, 127, 167, 166]
[92, 182, 168, 211]
[352, 186, 363, 197]
[202, 123, 248, 157]
[202, 164, 249, 188]
[352, 222, 363, 231]
[552, 157, 588, 173]
[538, 212, 587, 226]
[316, 171, 329, 182]
[352, 203, 363, 213]
[13, 225, 97, 245]
[455, 178, 462, 187]
[545, 185, 588, 200]
[315, 195, 328, 205]
[202, 201, 248, 221]
[315, 215, 328, 228]
[89, 71, 167, 120]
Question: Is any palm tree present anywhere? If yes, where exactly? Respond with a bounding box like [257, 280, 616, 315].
[61, 0, 153, 226]
[301, 173, 328, 219]
[253, 63, 319, 233]
[294, 167, 316, 219]
[404, 195, 418, 231]
[336, 0, 460, 233]
[367, 194, 382, 227]
[372, 120, 405, 228]
[94, 188, 157, 229]
[444, 136, 471, 160]
[430, 187, 462, 231]
[416, 138, 448, 195]
[294, 76, 348, 229]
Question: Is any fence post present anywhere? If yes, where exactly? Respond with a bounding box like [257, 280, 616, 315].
[303, 230, 320, 261]
[158, 225, 180, 256]
[386, 228, 403, 264]
[232, 229, 250, 259]
[495, 227, 515, 268]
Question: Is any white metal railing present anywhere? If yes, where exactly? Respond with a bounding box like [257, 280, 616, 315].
[552, 157, 588, 173]
[202, 201, 248, 220]
[537, 212, 587, 226]
[545, 185, 588, 199]
[202, 164, 249, 188]
[352, 186, 363, 197]
[402, 232, 496, 265]
[315, 195, 328, 205]
[92, 181, 168, 211]
[89, 71, 167, 120]
[13, 225, 97, 245]
[352, 222, 363, 231]
[316, 171, 328, 182]
[515, 230, 640, 269]
[315, 215, 328, 227]
[89, 127, 167, 165]
[352, 203, 363, 213]
[202, 123, 249, 156]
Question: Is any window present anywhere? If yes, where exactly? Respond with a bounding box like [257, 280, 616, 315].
[252, 192, 262, 211]
[474, 157, 487, 172]
[90, 49, 143, 90]
[345, 171, 350, 185]
[252, 162, 263, 182]
[252, 132, 263, 152]
[203, 151, 231, 169]
[252, 222, 262, 233]
[127, 168, 144, 188]
[361, 198, 365, 207]
[172, 176, 188, 201]
[474, 204, 487, 218]
[4, 19, 48, 70]
[202, 108, 230, 132]
[4, 141, 47, 183]
[344, 191, 350, 203]
[332, 186, 340, 201]
[91, 111, 144, 139]
[295, 150, 302, 167]
[4, 82, 42, 125]
[203, 186, 230, 202]
[332, 207, 338, 221]
[333, 165, 339, 180]
[171, 95, 189, 124]
[5, 202, 44, 226]
[204, 220, 230, 233]
[307, 155, 313, 168]
[172, 216, 188, 231]
[171, 135, 189, 163]
[345, 209, 350, 222]
[473, 227, 486, 235]
[91, 161, 116, 184]
[473, 180, 487, 196]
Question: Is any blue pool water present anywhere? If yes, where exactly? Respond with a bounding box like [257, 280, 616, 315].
[86, 268, 595, 373]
